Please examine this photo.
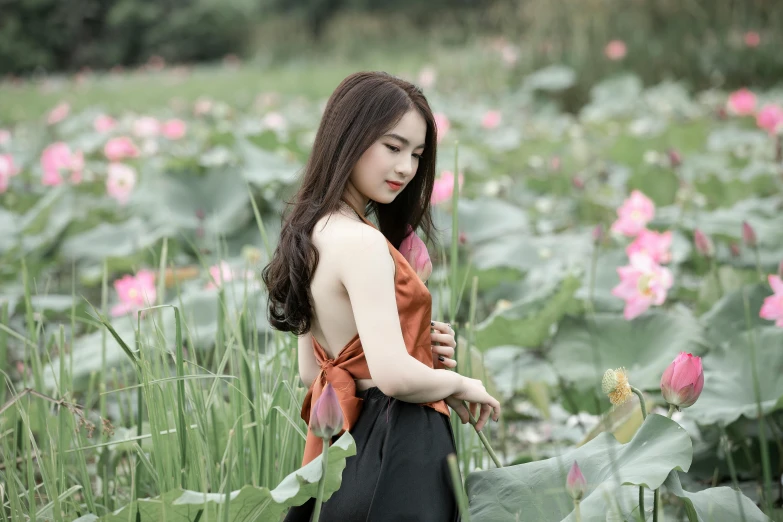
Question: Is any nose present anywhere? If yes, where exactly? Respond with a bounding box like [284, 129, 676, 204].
[395, 157, 414, 177]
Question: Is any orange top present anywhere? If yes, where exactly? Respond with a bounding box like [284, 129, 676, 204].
[299, 207, 450, 466]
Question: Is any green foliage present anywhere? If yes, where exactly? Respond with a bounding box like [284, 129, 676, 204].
[0, 0, 258, 74]
[466, 414, 693, 521]
[100, 431, 356, 522]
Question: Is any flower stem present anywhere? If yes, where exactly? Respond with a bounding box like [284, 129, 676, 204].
[630, 387, 647, 420]
[574, 499, 582, 522]
[312, 438, 330, 522]
[652, 405, 677, 522]
[463, 400, 503, 468]
[710, 258, 724, 297]
[652, 487, 659, 522]
[742, 289, 774, 515]
[752, 246, 764, 282]
[630, 386, 647, 520]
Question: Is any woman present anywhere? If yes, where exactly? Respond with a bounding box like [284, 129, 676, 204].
[262, 71, 501, 522]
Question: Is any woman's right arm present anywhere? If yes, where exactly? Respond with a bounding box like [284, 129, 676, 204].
[336, 226, 465, 402]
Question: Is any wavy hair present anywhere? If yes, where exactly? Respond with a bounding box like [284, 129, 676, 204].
[262, 71, 441, 335]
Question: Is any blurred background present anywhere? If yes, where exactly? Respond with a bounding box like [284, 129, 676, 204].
[2, 0, 783, 119]
[2, 1, 783, 520]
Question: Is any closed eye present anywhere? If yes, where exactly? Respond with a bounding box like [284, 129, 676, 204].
[386, 144, 423, 159]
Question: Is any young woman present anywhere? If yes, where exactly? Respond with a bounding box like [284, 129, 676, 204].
[263, 71, 501, 522]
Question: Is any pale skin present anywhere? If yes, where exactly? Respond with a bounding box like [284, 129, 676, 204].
[299, 109, 501, 431]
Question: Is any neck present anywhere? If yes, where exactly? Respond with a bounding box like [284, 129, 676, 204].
[340, 198, 366, 220]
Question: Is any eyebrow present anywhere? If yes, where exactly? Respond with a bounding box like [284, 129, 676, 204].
[383, 133, 425, 149]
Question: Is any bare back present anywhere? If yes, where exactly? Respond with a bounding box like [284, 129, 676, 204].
[308, 211, 396, 391]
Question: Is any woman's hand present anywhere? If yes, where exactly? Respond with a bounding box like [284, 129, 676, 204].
[430, 320, 457, 369]
[447, 376, 501, 432]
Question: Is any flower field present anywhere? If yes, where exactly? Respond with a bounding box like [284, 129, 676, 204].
[1, 57, 782, 521]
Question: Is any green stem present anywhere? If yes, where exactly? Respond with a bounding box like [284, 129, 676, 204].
[742, 289, 774, 515]
[718, 425, 748, 522]
[752, 246, 764, 282]
[586, 243, 599, 316]
[630, 387, 647, 420]
[653, 406, 676, 522]
[652, 488, 659, 522]
[312, 438, 330, 522]
[574, 499, 582, 522]
[462, 401, 502, 468]
[630, 386, 647, 521]
[710, 258, 724, 298]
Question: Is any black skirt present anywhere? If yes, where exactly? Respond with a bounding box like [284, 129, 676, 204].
[283, 386, 461, 522]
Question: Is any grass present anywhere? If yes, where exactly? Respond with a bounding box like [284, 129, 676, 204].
[0, 43, 516, 124]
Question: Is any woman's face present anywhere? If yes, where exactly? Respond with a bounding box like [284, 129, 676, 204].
[345, 109, 427, 209]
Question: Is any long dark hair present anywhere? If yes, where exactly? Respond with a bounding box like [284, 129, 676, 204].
[262, 71, 441, 336]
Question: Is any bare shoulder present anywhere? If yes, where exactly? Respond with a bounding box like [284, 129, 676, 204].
[312, 212, 394, 277]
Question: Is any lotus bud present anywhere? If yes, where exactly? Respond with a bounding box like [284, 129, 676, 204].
[592, 224, 604, 245]
[667, 148, 682, 168]
[694, 229, 714, 258]
[729, 243, 741, 258]
[566, 461, 587, 501]
[602, 367, 632, 406]
[660, 352, 704, 410]
[399, 225, 433, 282]
[309, 383, 344, 440]
[742, 221, 757, 248]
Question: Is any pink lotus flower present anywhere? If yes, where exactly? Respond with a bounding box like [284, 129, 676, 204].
[47, 102, 70, 125]
[481, 110, 502, 129]
[660, 352, 704, 409]
[431, 170, 464, 206]
[760, 275, 783, 327]
[0, 154, 19, 178]
[612, 253, 674, 320]
[742, 221, 757, 248]
[756, 104, 783, 135]
[592, 224, 604, 244]
[162, 119, 187, 140]
[500, 44, 518, 66]
[693, 229, 714, 257]
[418, 65, 437, 89]
[133, 116, 161, 138]
[206, 261, 234, 289]
[626, 229, 672, 264]
[94, 115, 116, 133]
[667, 148, 682, 168]
[0, 129, 10, 145]
[726, 88, 757, 116]
[744, 31, 760, 48]
[433, 112, 450, 144]
[610, 190, 655, 237]
[399, 225, 433, 282]
[566, 461, 587, 501]
[110, 269, 157, 317]
[0, 154, 20, 194]
[104, 137, 139, 161]
[262, 112, 286, 131]
[309, 383, 344, 440]
[604, 40, 627, 60]
[194, 97, 213, 116]
[106, 163, 137, 205]
[40, 142, 84, 186]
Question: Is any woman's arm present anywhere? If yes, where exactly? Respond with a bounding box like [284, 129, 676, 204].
[336, 225, 464, 402]
[297, 332, 320, 388]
